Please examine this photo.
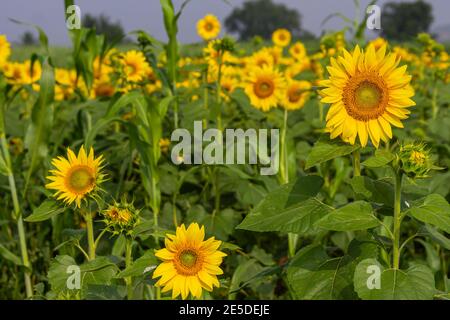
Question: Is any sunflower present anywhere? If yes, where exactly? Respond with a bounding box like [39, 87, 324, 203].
[320, 44, 415, 148]
[244, 65, 286, 112]
[282, 80, 311, 110]
[289, 41, 307, 60]
[22, 60, 42, 84]
[197, 14, 221, 41]
[46, 146, 105, 208]
[247, 50, 274, 69]
[153, 223, 226, 299]
[0, 35, 11, 70]
[272, 29, 291, 48]
[121, 50, 149, 82]
[3, 62, 25, 85]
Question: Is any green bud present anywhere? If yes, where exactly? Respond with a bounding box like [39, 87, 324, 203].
[396, 142, 434, 179]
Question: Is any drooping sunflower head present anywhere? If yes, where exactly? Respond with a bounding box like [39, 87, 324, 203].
[46, 146, 105, 208]
[197, 14, 221, 41]
[320, 44, 415, 148]
[244, 65, 286, 112]
[153, 223, 226, 299]
[282, 80, 311, 111]
[272, 28, 291, 48]
[120, 50, 150, 82]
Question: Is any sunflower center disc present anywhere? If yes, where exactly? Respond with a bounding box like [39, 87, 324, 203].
[355, 81, 382, 109]
[254, 80, 274, 98]
[69, 167, 94, 192]
[288, 88, 301, 103]
[180, 250, 198, 268]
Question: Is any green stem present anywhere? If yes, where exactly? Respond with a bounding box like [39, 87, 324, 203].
[392, 172, 403, 269]
[84, 211, 96, 261]
[431, 85, 438, 120]
[1, 135, 33, 298]
[352, 150, 361, 177]
[125, 238, 133, 300]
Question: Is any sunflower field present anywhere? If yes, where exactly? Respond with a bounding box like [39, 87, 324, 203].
[0, 0, 449, 301]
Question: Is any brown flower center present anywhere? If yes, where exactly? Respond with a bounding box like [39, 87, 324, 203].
[254, 78, 275, 99]
[66, 165, 95, 195]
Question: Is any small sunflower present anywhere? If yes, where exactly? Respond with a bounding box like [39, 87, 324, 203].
[197, 14, 221, 41]
[0, 35, 11, 70]
[289, 41, 307, 60]
[22, 60, 42, 84]
[281, 80, 311, 110]
[102, 199, 140, 236]
[121, 50, 149, 82]
[320, 44, 415, 148]
[247, 50, 274, 69]
[153, 223, 226, 299]
[272, 29, 291, 48]
[46, 146, 105, 208]
[244, 65, 286, 112]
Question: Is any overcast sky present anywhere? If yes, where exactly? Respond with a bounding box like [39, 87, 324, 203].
[1, 0, 449, 45]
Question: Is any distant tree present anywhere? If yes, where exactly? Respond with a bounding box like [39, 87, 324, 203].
[82, 13, 127, 43]
[225, 0, 302, 40]
[382, 0, 433, 40]
[21, 31, 37, 45]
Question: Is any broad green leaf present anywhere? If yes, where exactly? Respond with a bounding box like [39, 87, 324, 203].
[420, 225, 450, 250]
[237, 176, 330, 234]
[116, 251, 157, 278]
[354, 259, 436, 300]
[287, 240, 378, 300]
[228, 258, 260, 300]
[0, 244, 23, 266]
[25, 200, 66, 222]
[316, 201, 380, 231]
[24, 57, 55, 188]
[362, 149, 395, 168]
[349, 176, 394, 206]
[406, 194, 450, 233]
[84, 284, 126, 300]
[305, 136, 359, 169]
[48, 255, 119, 297]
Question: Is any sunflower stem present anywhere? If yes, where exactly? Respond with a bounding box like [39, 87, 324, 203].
[84, 211, 96, 261]
[392, 171, 403, 269]
[125, 237, 133, 300]
[1, 134, 33, 298]
[352, 150, 361, 177]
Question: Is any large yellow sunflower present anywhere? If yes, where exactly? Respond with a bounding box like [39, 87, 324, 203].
[121, 50, 149, 82]
[197, 14, 221, 41]
[153, 223, 226, 299]
[244, 65, 286, 112]
[272, 29, 291, 48]
[46, 146, 105, 208]
[282, 80, 311, 110]
[320, 44, 415, 148]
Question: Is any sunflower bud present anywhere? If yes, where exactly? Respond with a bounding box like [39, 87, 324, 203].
[396, 143, 434, 179]
[102, 199, 140, 236]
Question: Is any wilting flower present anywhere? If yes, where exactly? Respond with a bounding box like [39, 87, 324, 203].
[153, 223, 226, 299]
[197, 14, 221, 41]
[272, 29, 291, 48]
[320, 44, 415, 148]
[244, 65, 286, 111]
[46, 146, 105, 208]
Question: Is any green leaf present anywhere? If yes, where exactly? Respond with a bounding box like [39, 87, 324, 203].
[24, 57, 55, 189]
[406, 194, 450, 233]
[349, 176, 394, 206]
[287, 241, 377, 300]
[305, 136, 359, 169]
[0, 244, 23, 266]
[116, 251, 157, 278]
[420, 225, 450, 250]
[0, 153, 10, 176]
[48, 255, 119, 297]
[237, 176, 330, 234]
[362, 149, 395, 168]
[316, 201, 380, 231]
[25, 200, 66, 222]
[354, 259, 436, 300]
